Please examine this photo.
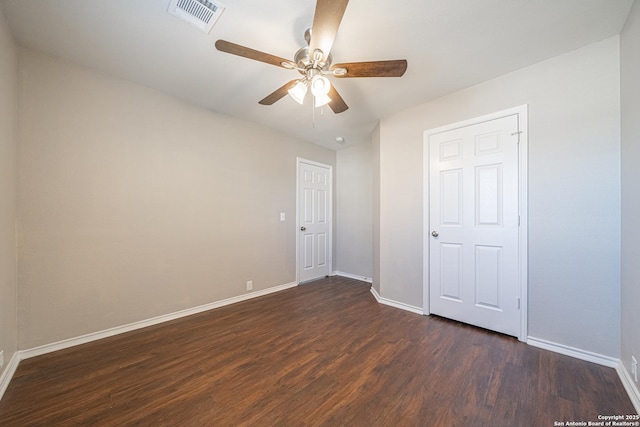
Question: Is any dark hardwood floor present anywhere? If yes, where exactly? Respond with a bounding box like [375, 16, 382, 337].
[0, 277, 635, 426]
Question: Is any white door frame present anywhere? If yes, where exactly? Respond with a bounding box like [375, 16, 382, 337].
[422, 105, 528, 341]
[296, 157, 333, 284]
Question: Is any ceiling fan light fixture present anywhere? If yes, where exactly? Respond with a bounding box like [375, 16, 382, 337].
[314, 93, 332, 108]
[310, 75, 331, 97]
[288, 80, 308, 104]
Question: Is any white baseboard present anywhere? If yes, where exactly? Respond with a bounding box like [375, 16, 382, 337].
[5, 282, 638, 414]
[332, 271, 373, 284]
[20, 281, 298, 361]
[617, 361, 640, 414]
[0, 282, 299, 401]
[527, 336, 619, 368]
[369, 286, 424, 315]
[0, 352, 20, 401]
[526, 335, 640, 413]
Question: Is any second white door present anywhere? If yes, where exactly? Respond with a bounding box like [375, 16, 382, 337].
[298, 160, 331, 283]
[428, 113, 521, 337]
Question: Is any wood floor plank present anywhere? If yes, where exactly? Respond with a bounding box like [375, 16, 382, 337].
[0, 277, 635, 426]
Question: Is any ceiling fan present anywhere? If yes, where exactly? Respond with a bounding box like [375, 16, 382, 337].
[214, 0, 407, 114]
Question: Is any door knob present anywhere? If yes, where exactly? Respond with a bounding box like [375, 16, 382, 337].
[300, 226, 306, 231]
[431, 230, 439, 238]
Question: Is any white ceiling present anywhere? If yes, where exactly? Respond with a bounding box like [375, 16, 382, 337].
[1, 0, 634, 150]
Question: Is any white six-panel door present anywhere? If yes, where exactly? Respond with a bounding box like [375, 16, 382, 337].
[298, 160, 331, 283]
[428, 113, 521, 337]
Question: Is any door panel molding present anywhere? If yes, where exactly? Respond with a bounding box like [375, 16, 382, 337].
[423, 105, 528, 341]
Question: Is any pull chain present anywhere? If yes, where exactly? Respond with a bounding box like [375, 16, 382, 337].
[312, 96, 316, 128]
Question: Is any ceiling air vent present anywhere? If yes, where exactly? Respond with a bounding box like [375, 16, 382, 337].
[168, 0, 225, 34]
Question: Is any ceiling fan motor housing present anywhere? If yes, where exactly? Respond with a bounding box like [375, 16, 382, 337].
[294, 46, 333, 75]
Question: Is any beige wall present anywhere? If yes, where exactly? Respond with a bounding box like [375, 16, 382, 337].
[378, 37, 621, 357]
[17, 49, 335, 349]
[0, 8, 18, 375]
[621, 0, 640, 398]
[335, 141, 373, 279]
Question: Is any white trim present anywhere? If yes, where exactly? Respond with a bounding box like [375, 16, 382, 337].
[527, 336, 619, 368]
[422, 132, 431, 316]
[5, 284, 639, 412]
[19, 281, 298, 361]
[527, 336, 640, 410]
[617, 361, 640, 414]
[296, 158, 333, 284]
[370, 287, 423, 315]
[1, 281, 297, 401]
[0, 353, 20, 401]
[332, 271, 373, 283]
[516, 105, 529, 342]
[422, 105, 529, 342]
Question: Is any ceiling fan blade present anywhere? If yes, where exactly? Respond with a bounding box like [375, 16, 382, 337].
[308, 0, 349, 63]
[328, 84, 348, 114]
[215, 40, 294, 68]
[331, 60, 408, 78]
[259, 80, 298, 105]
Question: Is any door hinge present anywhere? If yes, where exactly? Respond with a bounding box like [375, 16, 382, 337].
[517, 298, 521, 310]
[511, 131, 522, 144]
[518, 216, 520, 226]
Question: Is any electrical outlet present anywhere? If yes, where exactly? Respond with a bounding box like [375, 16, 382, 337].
[0, 350, 4, 369]
[246, 280, 253, 291]
[632, 356, 638, 383]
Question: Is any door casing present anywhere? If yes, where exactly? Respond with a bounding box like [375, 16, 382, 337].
[422, 105, 529, 341]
